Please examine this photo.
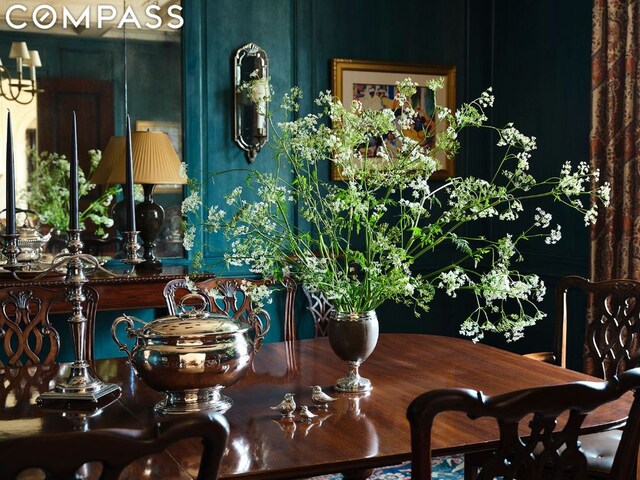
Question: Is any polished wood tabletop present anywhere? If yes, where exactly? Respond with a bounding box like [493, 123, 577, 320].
[0, 334, 631, 479]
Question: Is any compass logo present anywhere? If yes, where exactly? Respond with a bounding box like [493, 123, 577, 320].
[4, 4, 184, 31]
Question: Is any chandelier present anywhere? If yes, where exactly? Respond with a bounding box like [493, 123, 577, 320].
[0, 42, 42, 105]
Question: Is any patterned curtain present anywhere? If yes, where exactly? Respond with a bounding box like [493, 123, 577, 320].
[590, 0, 640, 280]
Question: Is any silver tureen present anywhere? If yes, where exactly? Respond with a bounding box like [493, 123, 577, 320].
[16, 224, 51, 263]
[111, 294, 259, 414]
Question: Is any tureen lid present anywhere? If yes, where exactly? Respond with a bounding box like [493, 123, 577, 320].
[139, 312, 246, 337]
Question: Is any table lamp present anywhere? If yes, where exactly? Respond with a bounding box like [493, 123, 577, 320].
[91, 131, 186, 271]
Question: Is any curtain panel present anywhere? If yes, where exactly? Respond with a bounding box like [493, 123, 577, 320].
[591, 0, 640, 280]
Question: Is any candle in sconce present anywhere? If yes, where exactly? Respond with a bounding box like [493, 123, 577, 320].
[256, 100, 267, 133]
[124, 115, 136, 232]
[5, 110, 15, 236]
[69, 112, 79, 231]
[252, 80, 267, 134]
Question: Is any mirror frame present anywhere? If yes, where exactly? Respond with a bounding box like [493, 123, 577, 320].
[233, 42, 269, 163]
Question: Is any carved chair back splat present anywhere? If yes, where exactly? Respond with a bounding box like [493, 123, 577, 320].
[302, 286, 334, 338]
[554, 276, 640, 379]
[0, 285, 99, 367]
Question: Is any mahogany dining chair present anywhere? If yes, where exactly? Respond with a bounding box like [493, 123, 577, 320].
[408, 368, 640, 480]
[0, 411, 230, 480]
[466, 276, 640, 479]
[513, 276, 640, 372]
[555, 276, 640, 478]
[0, 285, 99, 367]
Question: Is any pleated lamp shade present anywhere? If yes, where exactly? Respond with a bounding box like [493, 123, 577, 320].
[91, 131, 185, 185]
[90, 135, 124, 185]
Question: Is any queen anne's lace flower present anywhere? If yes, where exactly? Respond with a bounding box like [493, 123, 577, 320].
[178, 162, 188, 181]
[545, 225, 562, 244]
[534, 207, 552, 228]
[181, 191, 200, 215]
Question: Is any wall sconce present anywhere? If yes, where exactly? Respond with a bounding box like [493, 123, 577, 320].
[0, 42, 42, 105]
[233, 43, 269, 163]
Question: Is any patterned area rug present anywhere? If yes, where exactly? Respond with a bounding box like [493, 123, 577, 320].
[305, 455, 464, 480]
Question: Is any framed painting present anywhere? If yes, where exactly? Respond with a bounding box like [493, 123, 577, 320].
[330, 59, 456, 181]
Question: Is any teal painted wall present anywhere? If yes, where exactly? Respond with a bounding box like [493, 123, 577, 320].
[183, 0, 593, 370]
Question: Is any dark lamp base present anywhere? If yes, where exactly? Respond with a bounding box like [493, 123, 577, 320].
[137, 255, 162, 272]
[135, 184, 165, 271]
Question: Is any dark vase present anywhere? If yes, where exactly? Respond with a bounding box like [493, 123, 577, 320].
[328, 310, 379, 393]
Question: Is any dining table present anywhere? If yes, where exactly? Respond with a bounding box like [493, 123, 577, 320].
[0, 334, 631, 479]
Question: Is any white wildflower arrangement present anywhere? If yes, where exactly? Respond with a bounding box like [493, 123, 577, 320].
[183, 79, 610, 343]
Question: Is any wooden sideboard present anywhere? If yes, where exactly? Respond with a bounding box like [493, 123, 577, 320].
[0, 266, 214, 313]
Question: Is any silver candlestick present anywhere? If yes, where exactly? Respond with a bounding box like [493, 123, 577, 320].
[37, 230, 120, 404]
[1, 232, 22, 271]
[121, 230, 145, 271]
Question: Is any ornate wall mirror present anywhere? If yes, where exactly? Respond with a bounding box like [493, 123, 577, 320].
[0, 0, 184, 260]
[234, 43, 269, 163]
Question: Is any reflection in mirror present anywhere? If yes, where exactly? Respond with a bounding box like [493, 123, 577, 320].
[0, 0, 184, 260]
[0, 41, 41, 105]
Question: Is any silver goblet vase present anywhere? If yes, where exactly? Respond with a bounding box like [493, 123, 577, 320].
[327, 310, 379, 393]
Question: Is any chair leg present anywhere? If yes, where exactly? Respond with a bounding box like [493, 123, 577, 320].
[340, 468, 374, 480]
[464, 451, 488, 480]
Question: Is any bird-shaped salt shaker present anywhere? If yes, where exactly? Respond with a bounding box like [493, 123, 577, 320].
[311, 385, 338, 409]
[299, 405, 317, 422]
[270, 393, 296, 418]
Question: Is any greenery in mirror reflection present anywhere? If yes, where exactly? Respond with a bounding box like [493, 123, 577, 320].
[25, 149, 119, 237]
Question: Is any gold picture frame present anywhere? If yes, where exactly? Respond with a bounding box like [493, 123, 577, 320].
[330, 58, 456, 181]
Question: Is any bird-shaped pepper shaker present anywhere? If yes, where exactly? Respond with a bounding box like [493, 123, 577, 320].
[311, 385, 338, 409]
[299, 405, 317, 422]
[270, 393, 296, 417]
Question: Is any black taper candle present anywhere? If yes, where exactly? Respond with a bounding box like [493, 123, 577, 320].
[124, 114, 136, 232]
[5, 110, 15, 235]
[69, 112, 79, 230]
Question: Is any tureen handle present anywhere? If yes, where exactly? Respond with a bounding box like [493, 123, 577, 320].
[249, 311, 271, 351]
[111, 314, 141, 361]
[177, 293, 210, 316]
